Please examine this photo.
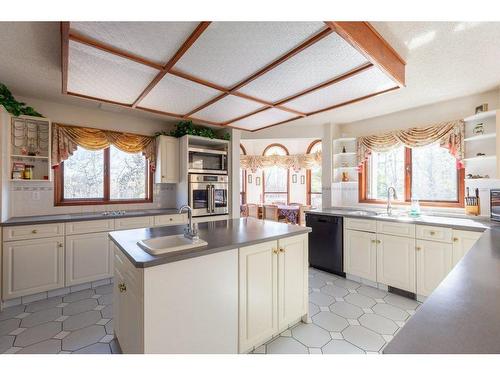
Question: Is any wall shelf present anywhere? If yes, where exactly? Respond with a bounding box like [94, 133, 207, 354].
[11, 154, 50, 159]
[463, 110, 497, 123]
[464, 133, 496, 142]
[333, 152, 356, 156]
[463, 155, 496, 162]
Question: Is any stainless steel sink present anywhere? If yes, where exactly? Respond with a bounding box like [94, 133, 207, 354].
[137, 235, 208, 255]
[348, 210, 378, 216]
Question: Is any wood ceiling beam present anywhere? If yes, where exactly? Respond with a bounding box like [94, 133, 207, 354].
[324, 21, 406, 87]
[250, 116, 304, 132]
[132, 21, 211, 108]
[60, 22, 70, 94]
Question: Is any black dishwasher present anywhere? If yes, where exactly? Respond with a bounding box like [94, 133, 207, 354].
[306, 213, 344, 277]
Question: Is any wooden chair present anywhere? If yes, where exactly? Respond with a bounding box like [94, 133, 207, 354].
[263, 205, 279, 221]
[299, 205, 312, 226]
[247, 204, 260, 219]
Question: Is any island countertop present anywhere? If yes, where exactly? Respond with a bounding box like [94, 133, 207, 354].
[109, 217, 311, 268]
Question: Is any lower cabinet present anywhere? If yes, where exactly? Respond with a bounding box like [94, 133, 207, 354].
[239, 234, 308, 353]
[377, 234, 416, 293]
[416, 239, 453, 297]
[2, 237, 65, 299]
[344, 229, 377, 282]
[451, 230, 482, 267]
[65, 232, 113, 286]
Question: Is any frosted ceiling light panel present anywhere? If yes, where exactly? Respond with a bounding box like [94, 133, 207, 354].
[284, 68, 396, 113]
[174, 22, 325, 87]
[67, 41, 159, 104]
[230, 108, 297, 131]
[70, 22, 200, 65]
[238, 33, 369, 102]
[139, 73, 221, 115]
[191, 95, 264, 123]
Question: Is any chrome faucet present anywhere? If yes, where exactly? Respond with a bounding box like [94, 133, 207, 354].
[179, 205, 199, 240]
[387, 187, 398, 216]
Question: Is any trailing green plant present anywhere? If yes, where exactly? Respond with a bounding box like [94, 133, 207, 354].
[155, 120, 230, 141]
[0, 83, 42, 117]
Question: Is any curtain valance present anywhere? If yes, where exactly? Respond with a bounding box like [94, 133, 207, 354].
[357, 120, 465, 167]
[51, 123, 156, 168]
[240, 152, 321, 172]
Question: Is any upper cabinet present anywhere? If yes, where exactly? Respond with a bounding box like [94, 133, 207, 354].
[155, 135, 179, 184]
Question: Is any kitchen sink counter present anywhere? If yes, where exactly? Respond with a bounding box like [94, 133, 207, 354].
[306, 207, 491, 232]
[109, 217, 311, 268]
[0, 208, 181, 226]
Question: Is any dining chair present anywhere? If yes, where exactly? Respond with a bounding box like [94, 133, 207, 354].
[240, 204, 248, 217]
[299, 205, 312, 226]
[263, 205, 279, 221]
[247, 204, 259, 219]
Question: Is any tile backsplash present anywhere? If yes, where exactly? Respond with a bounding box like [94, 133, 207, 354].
[8, 181, 177, 217]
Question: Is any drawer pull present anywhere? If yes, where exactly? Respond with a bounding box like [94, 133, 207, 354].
[416, 246, 421, 251]
[453, 237, 459, 242]
[58, 243, 63, 248]
[272, 248, 279, 254]
[32, 229, 38, 234]
[279, 247, 285, 253]
[377, 240, 381, 244]
[430, 231, 436, 235]
[118, 282, 127, 293]
[169, 218, 173, 221]
[371, 239, 377, 243]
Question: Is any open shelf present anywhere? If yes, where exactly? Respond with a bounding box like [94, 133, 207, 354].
[463, 110, 497, 123]
[464, 133, 496, 142]
[11, 154, 50, 159]
[333, 137, 356, 143]
[463, 155, 496, 162]
[333, 152, 356, 156]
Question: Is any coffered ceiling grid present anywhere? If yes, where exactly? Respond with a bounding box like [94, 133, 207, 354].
[61, 21, 405, 132]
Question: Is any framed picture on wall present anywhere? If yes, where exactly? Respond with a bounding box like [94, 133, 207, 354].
[255, 176, 261, 186]
[300, 175, 305, 184]
[292, 174, 297, 183]
[248, 174, 252, 184]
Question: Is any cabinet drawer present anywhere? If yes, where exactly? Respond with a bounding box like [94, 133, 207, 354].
[345, 218, 377, 232]
[377, 221, 415, 238]
[113, 244, 142, 291]
[2, 223, 64, 241]
[416, 225, 452, 243]
[65, 219, 115, 235]
[114, 216, 154, 230]
[153, 213, 187, 227]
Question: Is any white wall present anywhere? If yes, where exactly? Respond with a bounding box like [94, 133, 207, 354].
[3, 96, 178, 218]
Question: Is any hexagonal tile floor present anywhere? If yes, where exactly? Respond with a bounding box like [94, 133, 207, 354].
[0, 282, 121, 354]
[253, 267, 420, 354]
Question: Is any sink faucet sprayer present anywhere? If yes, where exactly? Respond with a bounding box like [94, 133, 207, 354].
[387, 187, 398, 216]
[179, 205, 199, 241]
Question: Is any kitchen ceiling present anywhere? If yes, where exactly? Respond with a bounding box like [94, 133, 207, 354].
[62, 21, 405, 131]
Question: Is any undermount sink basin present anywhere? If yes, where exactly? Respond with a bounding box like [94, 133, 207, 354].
[377, 211, 411, 219]
[348, 210, 378, 216]
[137, 235, 208, 255]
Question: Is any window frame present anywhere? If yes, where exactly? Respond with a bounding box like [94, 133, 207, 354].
[240, 144, 247, 205]
[306, 139, 322, 206]
[54, 146, 153, 206]
[359, 146, 464, 207]
[262, 143, 290, 204]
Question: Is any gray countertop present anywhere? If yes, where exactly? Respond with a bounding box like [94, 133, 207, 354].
[306, 208, 491, 232]
[1, 208, 181, 226]
[108, 218, 311, 268]
[383, 227, 500, 354]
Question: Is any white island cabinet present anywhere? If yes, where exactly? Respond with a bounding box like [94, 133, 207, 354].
[112, 233, 309, 354]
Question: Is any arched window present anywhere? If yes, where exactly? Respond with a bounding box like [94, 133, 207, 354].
[262, 144, 289, 204]
[240, 144, 247, 205]
[307, 140, 322, 208]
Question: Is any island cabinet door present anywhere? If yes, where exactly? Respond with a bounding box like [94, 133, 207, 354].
[344, 229, 377, 282]
[239, 240, 278, 353]
[277, 234, 308, 331]
[376, 234, 416, 293]
[65, 232, 112, 286]
[416, 239, 453, 297]
[451, 230, 482, 267]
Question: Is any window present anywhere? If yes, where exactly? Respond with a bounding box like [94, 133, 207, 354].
[262, 144, 289, 204]
[240, 144, 247, 205]
[360, 142, 464, 207]
[55, 145, 152, 205]
[307, 140, 322, 209]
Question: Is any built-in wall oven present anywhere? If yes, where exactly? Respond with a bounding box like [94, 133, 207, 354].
[189, 174, 229, 217]
[491, 189, 500, 222]
[188, 147, 228, 175]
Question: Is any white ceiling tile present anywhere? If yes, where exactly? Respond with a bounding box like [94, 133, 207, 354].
[238, 33, 369, 102]
[70, 22, 199, 65]
[139, 73, 221, 115]
[175, 22, 326, 88]
[191, 95, 264, 123]
[67, 41, 158, 104]
[284, 68, 397, 113]
[230, 108, 297, 131]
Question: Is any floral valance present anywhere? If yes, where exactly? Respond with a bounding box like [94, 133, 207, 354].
[51, 123, 156, 168]
[357, 120, 465, 167]
[241, 152, 321, 172]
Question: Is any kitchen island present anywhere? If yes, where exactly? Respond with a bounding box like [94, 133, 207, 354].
[108, 218, 311, 354]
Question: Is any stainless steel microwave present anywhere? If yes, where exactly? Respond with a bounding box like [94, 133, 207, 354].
[491, 189, 500, 222]
[188, 147, 227, 175]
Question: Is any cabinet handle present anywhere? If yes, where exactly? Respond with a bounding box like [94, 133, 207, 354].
[416, 246, 421, 251]
[430, 231, 436, 235]
[272, 248, 278, 254]
[279, 247, 285, 253]
[32, 229, 38, 234]
[371, 239, 376, 243]
[169, 218, 173, 221]
[118, 282, 127, 293]
[57, 243, 63, 248]
[162, 175, 165, 178]
[377, 240, 381, 244]
[453, 237, 459, 242]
